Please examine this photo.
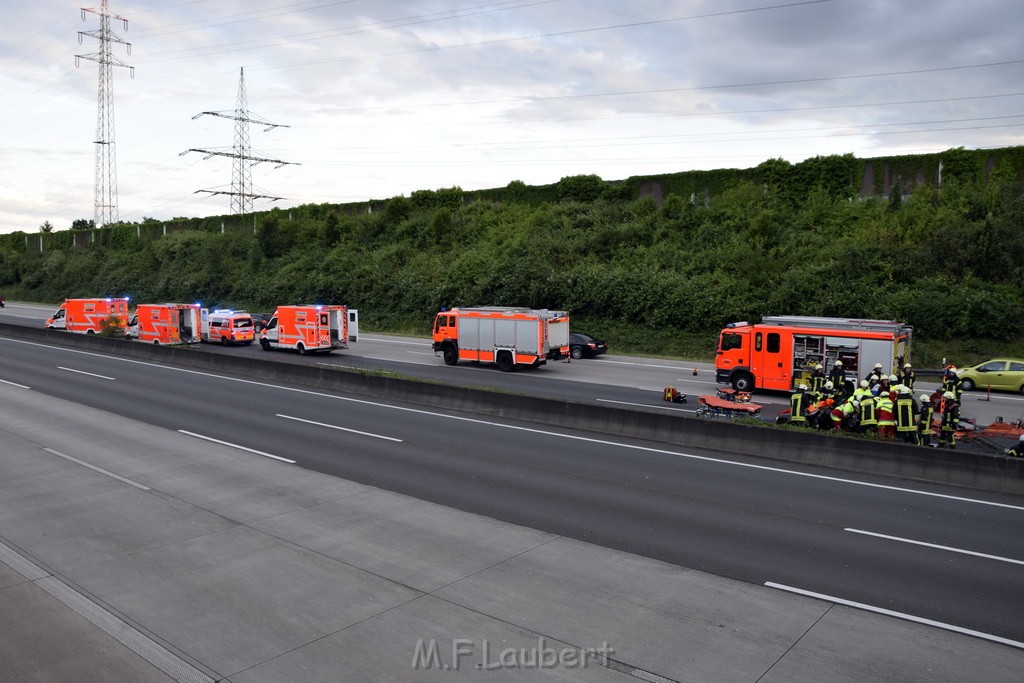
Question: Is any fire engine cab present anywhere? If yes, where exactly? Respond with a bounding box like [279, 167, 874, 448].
[715, 315, 913, 393]
[431, 306, 570, 372]
[126, 303, 202, 344]
[201, 309, 255, 345]
[44, 298, 129, 334]
[259, 305, 348, 354]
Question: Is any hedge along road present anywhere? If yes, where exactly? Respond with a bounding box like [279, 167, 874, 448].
[5, 300, 1021, 430]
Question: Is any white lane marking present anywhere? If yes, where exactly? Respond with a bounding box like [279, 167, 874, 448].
[360, 336, 428, 346]
[845, 528, 1024, 566]
[177, 430, 296, 463]
[43, 448, 150, 490]
[598, 358, 712, 371]
[0, 378, 30, 389]
[597, 398, 694, 413]
[765, 582, 1024, 650]
[276, 414, 403, 442]
[0, 539, 214, 683]
[361, 356, 437, 366]
[58, 366, 114, 380]
[5, 337, 1023, 512]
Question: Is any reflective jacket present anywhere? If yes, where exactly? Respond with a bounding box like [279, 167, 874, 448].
[895, 396, 918, 432]
[790, 391, 808, 423]
[918, 404, 934, 436]
[940, 402, 960, 431]
[859, 399, 877, 427]
[875, 396, 895, 426]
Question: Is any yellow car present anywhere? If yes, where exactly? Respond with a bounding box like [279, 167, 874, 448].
[957, 358, 1024, 394]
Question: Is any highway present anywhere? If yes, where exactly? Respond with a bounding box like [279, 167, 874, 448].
[5, 300, 1024, 428]
[1, 333, 1022, 648]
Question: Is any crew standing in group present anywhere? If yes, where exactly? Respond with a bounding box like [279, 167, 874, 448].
[894, 387, 920, 444]
[938, 390, 960, 448]
[918, 393, 935, 446]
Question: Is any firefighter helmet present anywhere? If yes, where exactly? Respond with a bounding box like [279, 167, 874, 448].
[834, 360, 843, 366]
[873, 363, 883, 369]
[920, 394, 931, 403]
[824, 381, 834, 389]
[888, 374, 898, 382]
[798, 384, 808, 391]
[943, 391, 955, 399]
[904, 363, 912, 368]
[860, 380, 869, 388]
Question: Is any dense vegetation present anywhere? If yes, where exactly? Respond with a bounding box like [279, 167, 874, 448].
[2, 148, 1023, 365]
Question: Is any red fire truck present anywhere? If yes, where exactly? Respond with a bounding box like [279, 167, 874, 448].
[432, 306, 570, 371]
[715, 316, 913, 393]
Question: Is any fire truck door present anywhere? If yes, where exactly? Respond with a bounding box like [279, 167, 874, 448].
[759, 331, 791, 388]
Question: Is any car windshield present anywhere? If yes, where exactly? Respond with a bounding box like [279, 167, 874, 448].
[234, 319, 253, 328]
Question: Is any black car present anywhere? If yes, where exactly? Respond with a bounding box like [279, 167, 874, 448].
[250, 313, 274, 333]
[569, 332, 608, 359]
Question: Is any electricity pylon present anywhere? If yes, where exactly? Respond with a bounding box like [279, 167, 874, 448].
[76, 0, 134, 228]
[182, 67, 298, 221]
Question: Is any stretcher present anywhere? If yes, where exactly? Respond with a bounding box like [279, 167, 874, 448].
[697, 394, 763, 418]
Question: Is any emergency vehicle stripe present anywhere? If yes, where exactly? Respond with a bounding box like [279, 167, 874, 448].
[766, 582, 1024, 650]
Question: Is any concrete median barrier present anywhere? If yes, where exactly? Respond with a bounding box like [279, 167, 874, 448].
[5, 322, 1021, 495]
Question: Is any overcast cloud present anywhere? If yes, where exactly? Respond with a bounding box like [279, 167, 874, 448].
[0, 0, 1020, 233]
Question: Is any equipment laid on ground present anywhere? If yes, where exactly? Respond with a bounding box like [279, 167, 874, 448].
[696, 394, 763, 418]
[432, 306, 570, 371]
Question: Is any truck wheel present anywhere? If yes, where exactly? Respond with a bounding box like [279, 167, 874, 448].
[297, 343, 308, 355]
[260, 339, 272, 351]
[496, 352, 515, 373]
[220, 336, 228, 346]
[442, 346, 458, 366]
[731, 372, 754, 392]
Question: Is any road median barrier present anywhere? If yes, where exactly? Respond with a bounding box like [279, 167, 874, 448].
[6, 322, 1021, 496]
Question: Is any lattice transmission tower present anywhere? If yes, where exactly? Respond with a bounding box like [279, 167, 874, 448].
[182, 67, 298, 221]
[75, 0, 134, 228]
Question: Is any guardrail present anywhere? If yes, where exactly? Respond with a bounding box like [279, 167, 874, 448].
[4, 322, 1021, 496]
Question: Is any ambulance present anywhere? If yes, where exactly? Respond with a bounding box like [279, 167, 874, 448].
[200, 308, 255, 345]
[44, 297, 130, 335]
[126, 303, 202, 344]
[431, 306, 570, 372]
[259, 305, 348, 354]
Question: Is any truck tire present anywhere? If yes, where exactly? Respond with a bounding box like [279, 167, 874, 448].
[442, 345, 458, 366]
[297, 343, 308, 355]
[731, 372, 754, 392]
[260, 339, 272, 351]
[496, 352, 515, 373]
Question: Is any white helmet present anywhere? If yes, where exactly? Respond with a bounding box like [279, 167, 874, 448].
[873, 362, 883, 369]
[825, 381, 834, 389]
[834, 360, 843, 367]
[798, 384, 808, 391]
[860, 380, 869, 388]
[900, 386, 911, 395]
[943, 391, 955, 399]
[888, 374, 898, 382]
[1018, 435, 1024, 443]
[920, 394, 930, 403]
[904, 363, 912, 369]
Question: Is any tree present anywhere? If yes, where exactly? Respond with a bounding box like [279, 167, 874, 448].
[39, 221, 54, 233]
[71, 218, 94, 230]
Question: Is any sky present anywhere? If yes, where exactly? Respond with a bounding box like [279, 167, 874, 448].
[0, 0, 1021, 234]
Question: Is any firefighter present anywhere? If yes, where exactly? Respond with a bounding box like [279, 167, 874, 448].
[809, 364, 827, 397]
[828, 360, 847, 396]
[853, 379, 873, 402]
[875, 390, 896, 439]
[899, 363, 916, 392]
[858, 393, 878, 434]
[942, 367, 964, 403]
[938, 391, 959, 449]
[1006, 435, 1024, 457]
[917, 393, 935, 446]
[865, 362, 884, 383]
[789, 384, 810, 425]
[894, 386, 919, 445]
[831, 398, 855, 431]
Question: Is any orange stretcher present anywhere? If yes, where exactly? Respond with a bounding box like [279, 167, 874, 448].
[697, 394, 763, 418]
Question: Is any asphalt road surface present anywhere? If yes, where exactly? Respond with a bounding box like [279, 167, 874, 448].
[1, 334, 1022, 647]
[5, 301, 1023, 430]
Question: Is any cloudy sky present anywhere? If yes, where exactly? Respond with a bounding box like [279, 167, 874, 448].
[0, 0, 1020, 234]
